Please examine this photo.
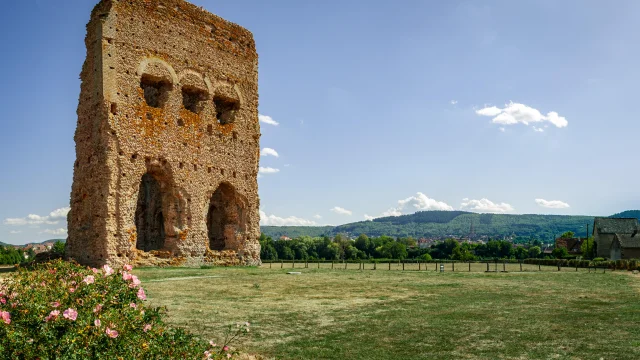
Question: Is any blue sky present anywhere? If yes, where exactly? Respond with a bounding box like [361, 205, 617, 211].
[1, 0, 639, 244]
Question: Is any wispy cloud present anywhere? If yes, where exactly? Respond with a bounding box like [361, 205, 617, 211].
[260, 148, 279, 158]
[259, 210, 317, 226]
[330, 207, 352, 216]
[476, 102, 568, 129]
[9, 230, 22, 234]
[461, 198, 514, 213]
[450, 100, 458, 105]
[40, 228, 68, 236]
[535, 199, 570, 209]
[313, 214, 322, 219]
[4, 207, 70, 226]
[258, 114, 279, 126]
[258, 167, 280, 175]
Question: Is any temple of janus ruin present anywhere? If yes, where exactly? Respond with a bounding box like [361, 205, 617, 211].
[66, 0, 261, 267]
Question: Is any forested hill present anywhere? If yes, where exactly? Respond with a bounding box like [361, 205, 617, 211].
[260, 210, 640, 241]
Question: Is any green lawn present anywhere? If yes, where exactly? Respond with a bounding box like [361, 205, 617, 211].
[135, 266, 640, 360]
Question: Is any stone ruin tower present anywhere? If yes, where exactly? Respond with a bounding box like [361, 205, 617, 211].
[66, 0, 261, 267]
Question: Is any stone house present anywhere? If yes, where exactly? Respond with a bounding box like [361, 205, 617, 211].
[609, 233, 640, 260]
[592, 217, 639, 259]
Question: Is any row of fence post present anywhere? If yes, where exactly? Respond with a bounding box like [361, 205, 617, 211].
[266, 260, 608, 273]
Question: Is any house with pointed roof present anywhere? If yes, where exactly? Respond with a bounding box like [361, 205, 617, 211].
[593, 217, 640, 259]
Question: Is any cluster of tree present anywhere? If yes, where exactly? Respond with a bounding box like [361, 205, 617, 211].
[0, 246, 26, 265]
[259, 233, 562, 262]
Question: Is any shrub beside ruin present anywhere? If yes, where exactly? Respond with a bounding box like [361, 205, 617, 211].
[0, 260, 230, 359]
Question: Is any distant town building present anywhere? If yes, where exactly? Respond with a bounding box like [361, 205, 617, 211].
[555, 237, 584, 255]
[593, 217, 639, 259]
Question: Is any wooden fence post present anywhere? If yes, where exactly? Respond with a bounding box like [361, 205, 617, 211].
[452, 262, 455, 272]
[419, 261, 421, 271]
[503, 262, 506, 272]
[402, 261, 405, 271]
[281, 261, 283, 269]
[486, 263, 489, 272]
[345, 261, 347, 270]
[520, 261, 523, 272]
[331, 261, 334, 270]
[292, 261, 295, 269]
[318, 260, 320, 269]
[538, 263, 541, 271]
[435, 262, 438, 271]
[374, 262, 377, 270]
[270, 262, 272, 269]
[389, 262, 391, 271]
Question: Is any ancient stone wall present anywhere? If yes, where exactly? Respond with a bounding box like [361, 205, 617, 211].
[67, 0, 261, 267]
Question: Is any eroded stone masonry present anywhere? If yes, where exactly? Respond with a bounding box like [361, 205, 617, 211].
[66, 0, 261, 267]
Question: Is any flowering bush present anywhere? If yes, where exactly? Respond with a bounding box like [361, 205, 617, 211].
[0, 260, 245, 359]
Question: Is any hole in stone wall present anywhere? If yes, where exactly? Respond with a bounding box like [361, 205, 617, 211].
[213, 95, 239, 125]
[207, 124, 213, 135]
[140, 74, 172, 108]
[207, 183, 246, 251]
[208, 167, 212, 173]
[110, 103, 118, 115]
[182, 86, 208, 114]
[179, 162, 184, 169]
[135, 173, 166, 252]
[232, 132, 238, 141]
[177, 119, 184, 127]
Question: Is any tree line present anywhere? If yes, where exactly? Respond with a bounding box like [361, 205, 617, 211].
[259, 233, 573, 262]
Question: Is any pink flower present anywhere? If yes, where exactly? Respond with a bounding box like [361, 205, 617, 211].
[41, 281, 46, 287]
[227, 354, 232, 359]
[204, 350, 212, 359]
[245, 322, 250, 327]
[93, 304, 103, 313]
[137, 287, 146, 301]
[123, 264, 133, 271]
[9, 292, 17, 300]
[94, 319, 101, 327]
[122, 272, 132, 281]
[91, 268, 99, 274]
[129, 303, 137, 309]
[143, 324, 151, 332]
[51, 301, 60, 308]
[209, 341, 217, 347]
[102, 265, 114, 276]
[0, 298, 5, 305]
[83, 275, 95, 285]
[223, 346, 229, 352]
[69, 287, 76, 293]
[0, 311, 10, 325]
[105, 327, 119, 338]
[45, 310, 60, 322]
[130, 275, 141, 287]
[63, 308, 78, 321]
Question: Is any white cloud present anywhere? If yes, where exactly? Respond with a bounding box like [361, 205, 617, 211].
[532, 126, 544, 133]
[258, 167, 280, 175]
[49, 207, 70, 219]
[499, 127, 506, 132]
[284, 164, 291, 167]
[330, 207, 352, 216]
[461, 198, 514, 213]
[366, 193, 453, 220]
[260, 148, 279, 158]
[40, 228, 67, 236]
[475, 102, 568, 129]
[3, 207, 70, 226]
[258, 114, 279, 126]
[259, 210, 317, 226]
[364, 214, 375, 221]
[535, 199, 570, 209]
[450, 100, 458, 105]
[313, 214, 322, 219]
[9, 230, 22, 234]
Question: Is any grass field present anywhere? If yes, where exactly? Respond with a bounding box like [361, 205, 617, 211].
[135, 266, 640, 360]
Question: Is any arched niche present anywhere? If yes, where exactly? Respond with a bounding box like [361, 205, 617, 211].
[206, 182, 247, 251]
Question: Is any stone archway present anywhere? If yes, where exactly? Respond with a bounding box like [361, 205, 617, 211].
[206, 183, 247, 251]
[135, 173, 165, 252]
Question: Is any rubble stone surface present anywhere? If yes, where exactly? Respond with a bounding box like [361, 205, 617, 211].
[67, 0, 261, 267]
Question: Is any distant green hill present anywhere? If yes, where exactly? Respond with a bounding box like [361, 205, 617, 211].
[258, 210, 629, 240]
[610, 210, 640, 219]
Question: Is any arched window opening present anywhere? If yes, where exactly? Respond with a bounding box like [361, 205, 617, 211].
[140, 74, 172, 108]
[213, 95, 239, 125]
[135, 173, 165, 252]
[182, 86, 208, 114]
[207, 183, 246, 251]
